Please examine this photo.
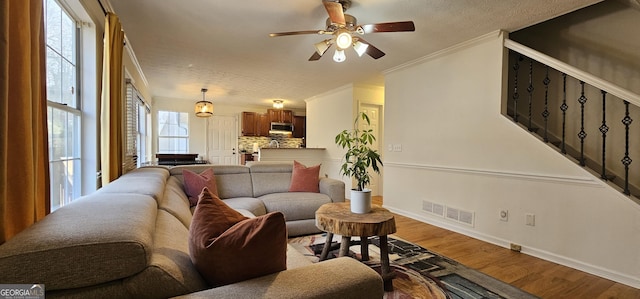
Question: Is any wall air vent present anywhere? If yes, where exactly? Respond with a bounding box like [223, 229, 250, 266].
[423, 200, 474, 227]
[422, 200, 444, 216]
[446, 206, 475, 227]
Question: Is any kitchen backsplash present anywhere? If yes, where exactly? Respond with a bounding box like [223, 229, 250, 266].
[238, 136, 304, 152]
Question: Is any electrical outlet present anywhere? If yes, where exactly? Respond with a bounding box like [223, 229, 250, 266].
[526, 213, 535, 226]
[393, 144, 402, 152]
[499, 210, 509, 222]
[510, 243, 522, 252]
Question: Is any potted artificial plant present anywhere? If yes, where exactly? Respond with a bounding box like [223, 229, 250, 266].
[335, 112, 383, 213]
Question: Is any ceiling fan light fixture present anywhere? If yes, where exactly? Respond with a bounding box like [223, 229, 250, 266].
[335, 30, 352, 50]
[353, 40, 369, 57]
[333, 49, 346, 62]
[195, 88, 213, 117]
[314, 40, 331, 55]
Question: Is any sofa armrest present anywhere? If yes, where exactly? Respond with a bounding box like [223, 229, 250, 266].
[173, 257, 383, 299]
[319, 177, 345, 202]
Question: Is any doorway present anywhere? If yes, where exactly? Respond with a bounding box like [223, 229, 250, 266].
[359, 104, 382, 196]
[207, 115, 239, 165]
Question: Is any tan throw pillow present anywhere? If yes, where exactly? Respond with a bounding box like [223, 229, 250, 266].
[183, 168, 218, 206]
[288, 160, 320, 193]
[189, 191, 287, 287]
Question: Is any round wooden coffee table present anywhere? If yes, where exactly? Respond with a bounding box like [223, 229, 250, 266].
[315, 202, 397, 291]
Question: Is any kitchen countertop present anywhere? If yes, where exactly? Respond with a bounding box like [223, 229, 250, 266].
[258, 147, 325, 150]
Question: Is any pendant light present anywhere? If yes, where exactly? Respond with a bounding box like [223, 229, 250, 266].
[195, 88, 213, 117]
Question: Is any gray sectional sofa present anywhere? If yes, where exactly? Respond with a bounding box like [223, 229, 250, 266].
[0, 162, 384, 298]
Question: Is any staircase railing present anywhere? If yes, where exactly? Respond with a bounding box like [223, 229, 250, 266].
[503, 39, 640, 202]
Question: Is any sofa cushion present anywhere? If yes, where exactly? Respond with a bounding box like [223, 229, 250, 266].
[0, 193, 157, 290]
[260, 192, 332, 221]
[97, 166, 169, 201]
[170, 165, 253, 199]
[222, 197, 267, 217]
[183, 168, 218, 206]
[249, 163, 293, 197]
[189, 211, 288, 287]
[159, 176, 193, 228]
[289, 160, 320, 193]
[124, 210, 208, 298]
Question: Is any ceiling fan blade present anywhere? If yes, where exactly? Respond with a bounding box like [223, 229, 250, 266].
[309, 52, 323, 61]
[358, 21, 415, 34]
[357, 38, 385, 59]
[269, 30, 323, 37]
[323, 1, 346, 25]
[309, 42, 333, 61]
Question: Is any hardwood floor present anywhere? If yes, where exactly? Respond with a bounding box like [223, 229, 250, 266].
[372, 196, 640, 299]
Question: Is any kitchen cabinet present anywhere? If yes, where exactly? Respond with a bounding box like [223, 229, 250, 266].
[242, 112, 270, 137]
[241, 112, 257, 136]
[268, 109, 293, 123]
[240, 153, 254, 165]
[257, 113, 270, 136]
[293, 115, 306, 138]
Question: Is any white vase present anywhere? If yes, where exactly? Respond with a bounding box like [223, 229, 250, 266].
[350, 189, 372, 214]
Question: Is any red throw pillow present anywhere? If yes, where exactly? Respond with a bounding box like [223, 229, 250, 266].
[288, 160, 320, 193]
[183, 168, 218, 206]
[189, 190, 287, 287]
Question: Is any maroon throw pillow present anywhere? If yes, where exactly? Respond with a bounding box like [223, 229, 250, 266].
[289, 160, 320, 193]
[190, 187, 248, 239]
[183, 168, 218, 206]
[189, 209, 288, 287]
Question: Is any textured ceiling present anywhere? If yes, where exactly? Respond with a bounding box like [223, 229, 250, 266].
[107, 0, 602, 109]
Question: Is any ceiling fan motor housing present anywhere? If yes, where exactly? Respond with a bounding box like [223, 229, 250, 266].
[326, 14, 357, 30]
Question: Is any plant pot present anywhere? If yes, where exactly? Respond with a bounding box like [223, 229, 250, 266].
[350, 189, 372, 214]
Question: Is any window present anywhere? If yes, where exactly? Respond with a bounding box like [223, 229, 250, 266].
[124, 80, 151, 168]
[45, 0, 82, 210]
[137, 103, 150, 167]
[158, 111, 189, 153]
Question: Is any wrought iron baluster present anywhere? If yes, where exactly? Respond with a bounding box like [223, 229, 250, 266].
[621, 100, 633, 195]
[512, 54, 522, 123]
[560, 74, 568, 154]
[527, 59, 534, 131]
[599, 91, 608, 180]
[577, 81, 587, 166]
[542, 67, 550, 142]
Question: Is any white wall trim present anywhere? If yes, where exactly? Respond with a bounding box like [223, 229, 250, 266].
[305, 83, 354, 103]
[384, 30, 505, 75]
[124, 36, 149, 88]
[385, 205, 640, 289]
[385, 162, 602, 187]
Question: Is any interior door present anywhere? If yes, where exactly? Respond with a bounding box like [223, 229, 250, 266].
[207, 115, 239, 165]
[358, 104, 381, 196]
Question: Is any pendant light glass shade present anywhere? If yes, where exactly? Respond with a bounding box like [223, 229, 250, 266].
[195, 88, 213, 117]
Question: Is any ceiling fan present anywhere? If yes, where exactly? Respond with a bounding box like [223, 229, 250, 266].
[269, 0, 415, 62]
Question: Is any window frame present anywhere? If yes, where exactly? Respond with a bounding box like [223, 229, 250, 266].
[157, 110, 190, 154]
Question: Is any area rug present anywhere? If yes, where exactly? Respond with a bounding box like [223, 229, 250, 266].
[288, 234, 539, 299]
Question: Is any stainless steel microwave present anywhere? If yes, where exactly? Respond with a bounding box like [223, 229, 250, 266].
[270, 122, 293, 134]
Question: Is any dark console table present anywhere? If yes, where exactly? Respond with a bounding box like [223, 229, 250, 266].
[155, 154, 208, 166]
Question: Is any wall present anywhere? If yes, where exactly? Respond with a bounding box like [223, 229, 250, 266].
[383, 31, 640, 287]
[305, 85, 355, 193]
